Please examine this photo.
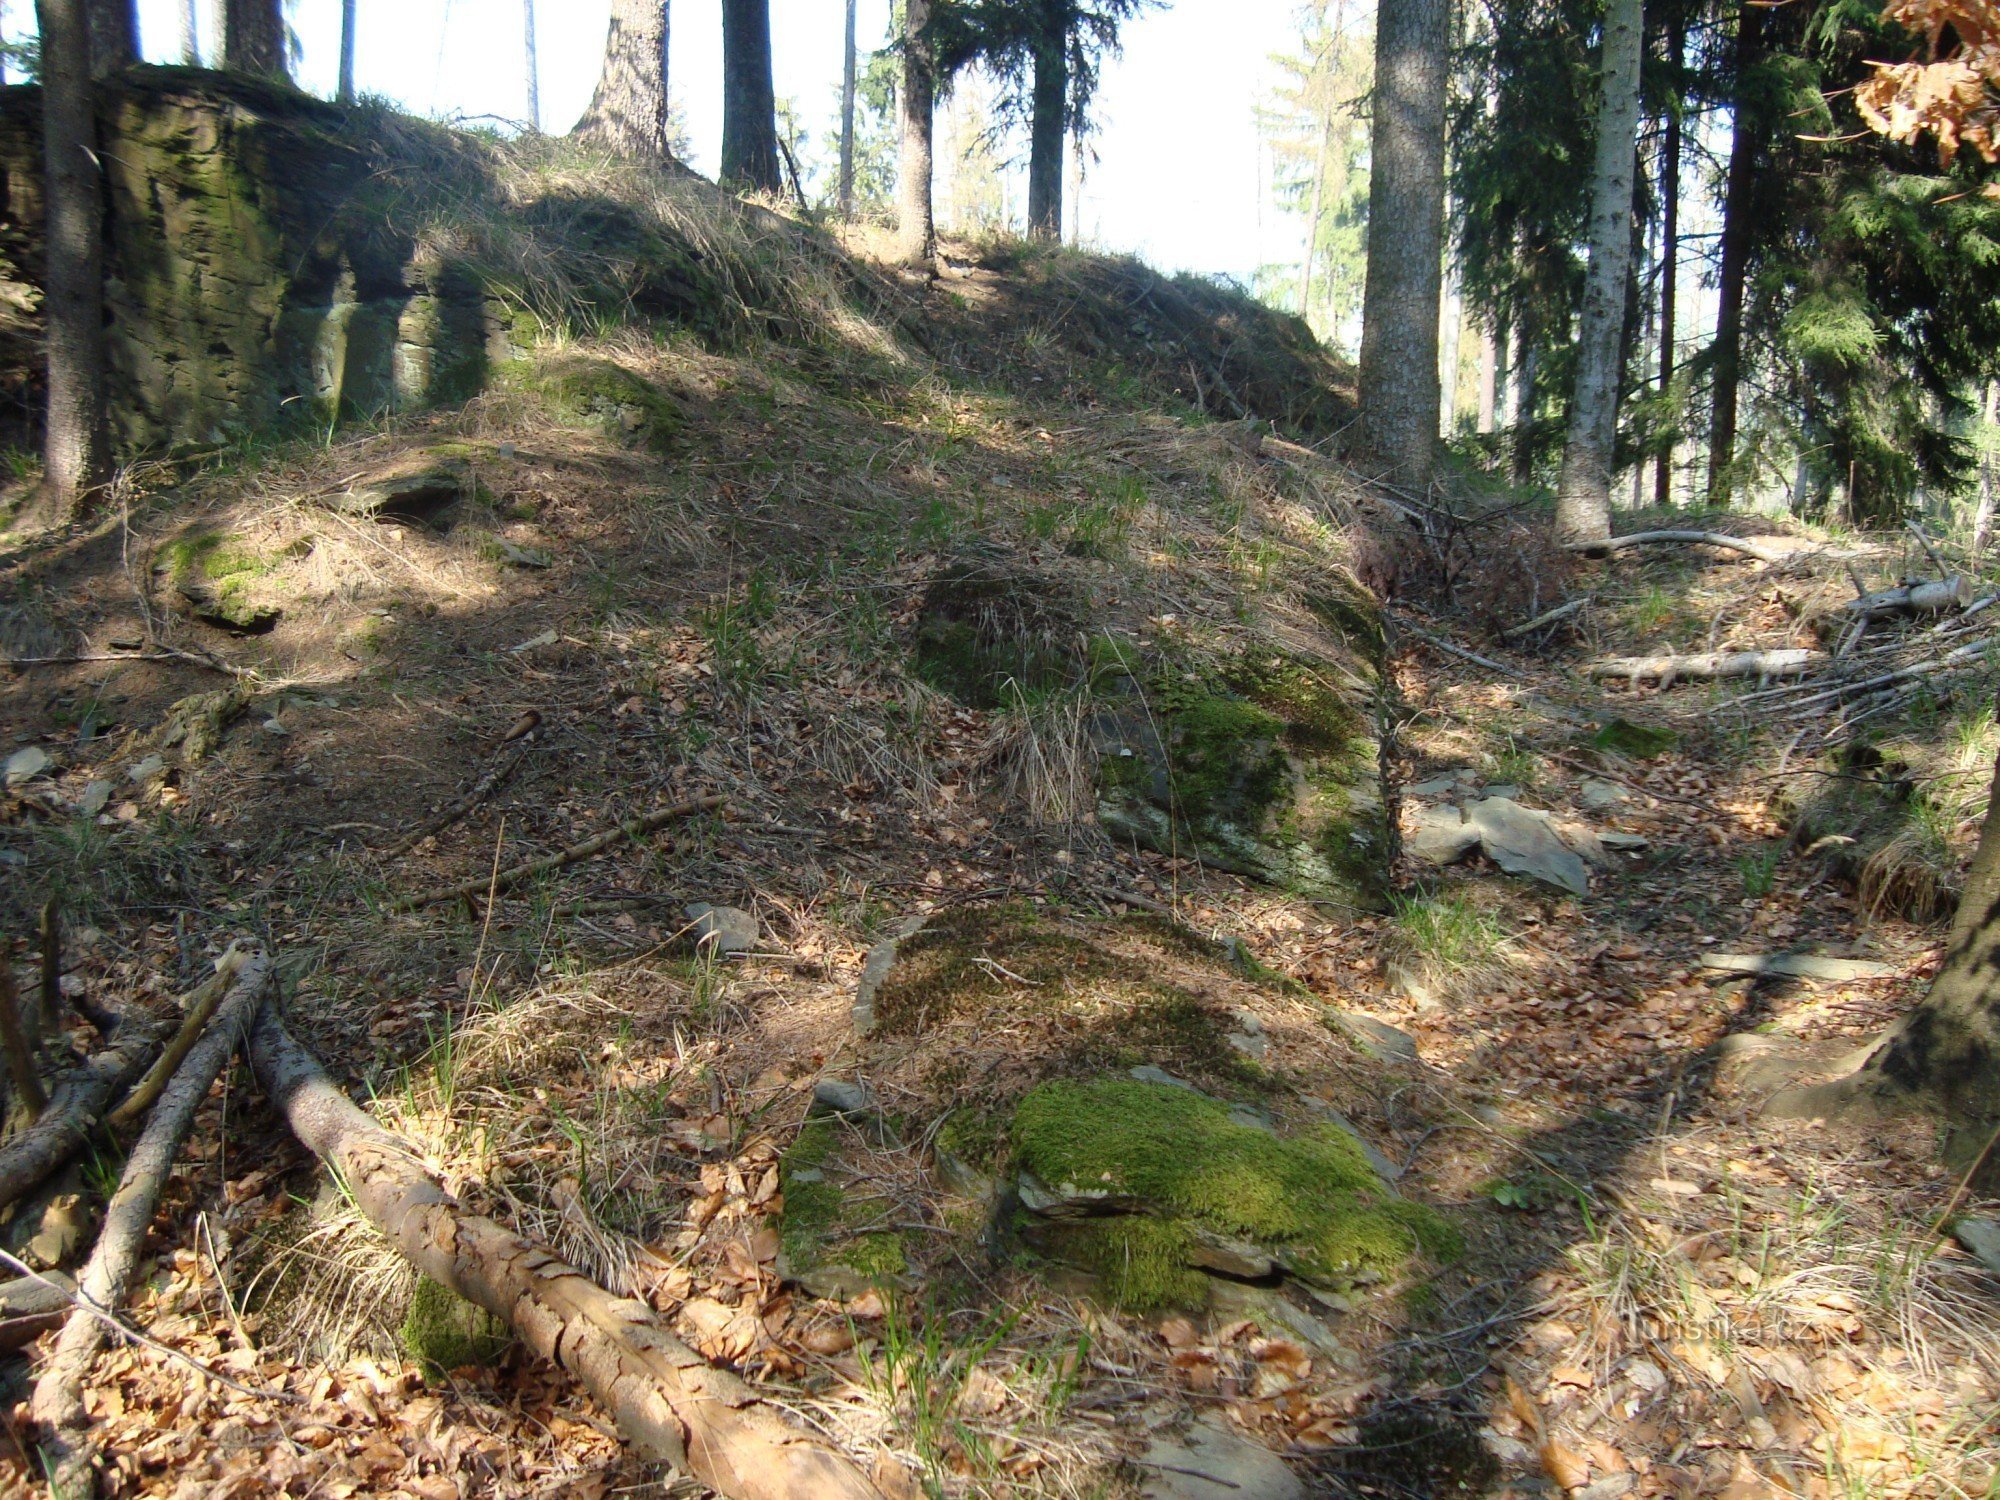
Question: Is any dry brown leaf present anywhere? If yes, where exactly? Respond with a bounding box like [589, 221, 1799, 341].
[1541, 1436, 1590, 1490]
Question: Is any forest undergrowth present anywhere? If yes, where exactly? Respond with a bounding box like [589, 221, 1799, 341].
[1, 160, 1998, 1500]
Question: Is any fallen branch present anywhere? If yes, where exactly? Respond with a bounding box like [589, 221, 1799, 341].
[1501, 597, 1590, 641]
[1841, 576, 1973, 618]
[1589, 648, 1821, 685]
[32, 947, 271, 1492]
[1569, 530, 1789, 565]
[1388, 615, 1527, 679]
[0, 1012, 161, 1214]
[105, 944, 249, 1131]
[382, 740, 533, 858]
[0, 970, 46, 1125]
[248, 1001, 880, 1500]
[1764, 635, 1995, 713]
[392, 794, 726, 912]
[1700, 952, 1899, 982]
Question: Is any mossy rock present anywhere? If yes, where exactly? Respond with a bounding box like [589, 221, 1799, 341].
[1588, 717, 1677, 759]
[518, 356, 684, 454]
[910, 560, 1086, 709]
[776, 1118, 908, 1299]
[160, 530, 280, 633]
[399, 1275, 511, 1378]
[1011, 1078, 1456, 1308]
[1096, 650, 1382, 901]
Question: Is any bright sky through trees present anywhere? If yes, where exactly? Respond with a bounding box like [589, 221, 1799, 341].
[94, 0, 1297, 283]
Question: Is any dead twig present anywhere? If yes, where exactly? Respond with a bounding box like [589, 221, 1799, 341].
[105, 944, 249, 1131]
[381, 739, 533, 858]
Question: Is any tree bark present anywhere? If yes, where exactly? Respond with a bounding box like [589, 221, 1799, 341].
[35, 0, 110, 523]
[838, 0, 857, 217]
[1975, 380, 1997, 559]
[338, 0, 356, 101]
[721, 0, 781, 193]
[32, 950, 272, 1493]
[1555, 0, 1644, 546]
[523, 0, 540, 130]
[0, 1013, 160, 1214]
[895, 0, 936, 265]
[1509, 297, 1540, 487]
[576, 0, 671, 160]
[1026, 34, 1066, 241]
[249, 1003, 883, 1500]
[1770, 742, 2000, 1185]
[1357, 0, 1447, 491]
[84, 0, 137, 76]
[178, 0, 198, 63]
[221, 0, 287, 78]
[1655, 13, 1684, 510]
[1708, 0, 1765, 507]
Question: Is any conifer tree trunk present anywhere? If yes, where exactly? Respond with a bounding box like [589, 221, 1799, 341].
[524, 0, 540, 130]
[85, 0, 137, 75]
[1708, 0, 1765, 507]
[895, 0, 935, 264]
[1027, 33, 1066, 241]
[577, 0, 671, 160]
[721, 0, 780, 193]
[1510, 298, 1539, 487]
[221, 0, 287, 78]
[1773, 742, 2000, 1187]
[338, 0, 356, 101]
[35, 0, 109, 523]
[1299, 111, 1331, 320]
[1478, 320, 1500, 436]
[1655, 13, 1683, 510]
[1555, 0, 1644, 547]
[838, 0, 857, 217]
[1357, 0, 1447, 491]
[1975, 380, 1998, 558]
[178, 0, 198, 63]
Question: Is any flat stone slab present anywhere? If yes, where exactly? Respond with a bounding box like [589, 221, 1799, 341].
[332, 459, 472, 526]
[1467, 796, 1591, 895]
[1954, 1217, 2000, 1277]
[1408, 804, 1481, 865]
[1141, 1416, 1303, 1500]
[686, 903, 760, 955]
[1328, 1011, 1420, 1064]
[1700, 951, 1898, 982]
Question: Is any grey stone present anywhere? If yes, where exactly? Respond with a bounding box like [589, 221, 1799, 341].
[1580, 778, 1627, 811]
[685, 903, 760, 955]
[1225, 1103, 1276, 1133]
[76, 780, 111, 816]
[126, 754, 167, 784]
[1954, 1217, 2000, 1277]
[333, 460, 472, 526]
[1015, 1169, 1136, 1217]
[1129, 1065, 1198, 1091]
[1407, 804, 1481, 866]
[1407, 774, 1460, 797]
[3, 746, 48, 787]
[1577, 1477, 1638, 1500]
[1328, 1011, 1420, 1064]
[1466, 796, 1591, 896]
[1481, 1429, 1537, 1467]
[810, 1079, 878, 1119]
[1319, 1108, 1401, 1182]
[1483, 784, 1520, 801]
[1185, 1225, 1278, 1279]
[853, 918, 925, 1036]
[1600, 831, 1649, 851]
[1205, 1282, 1354, 1364]
[497, 540, 553, 569]
[1140, 1416, 1303, 1500]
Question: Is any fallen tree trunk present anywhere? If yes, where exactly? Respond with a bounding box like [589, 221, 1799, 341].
[0, 1013, 161, 1213]
[32, 947, 272, 1493]
[1501, 596, 1590, 641]
[1701, 952, 1899, 982]
[248, 1002, 880, 1500]
[1842, 576, 1974, 617]
[393, 794, 727, 912]
[1589, 648, 1822, 685]
[1568, 529, 1789, 565]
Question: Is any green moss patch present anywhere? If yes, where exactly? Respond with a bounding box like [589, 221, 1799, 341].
[400, 1275, 511, 1378]
[1589, 717, 1677, 759]
[778, 1119, 908, 1296]
[1013, 1078, 1456, 1298]
[161, 530, 280, 633]
[1040, 1217, 1208, 1312]
[519, 356, 684, 453]
[868, 904, 1111, 1033]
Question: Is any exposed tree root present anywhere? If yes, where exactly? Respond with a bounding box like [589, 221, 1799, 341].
[1588, 648, 1821, 685]
[247, 1001, 882, 1500]
[392, 794, 727, 911]
[1568, 529, 1790, 564]
[31, 946, 272, 1494]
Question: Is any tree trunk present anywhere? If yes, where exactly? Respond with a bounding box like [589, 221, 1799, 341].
[221, 0, 287, 78]
[1555, 0, 1644, 546]
[1356, 0, 1447, 491]
[576, 0, 671, 160]
[1708, 0, 1765, 507]
[338, 0, 356, 101]
[249, 1004, 883, 1500]
[1477, 317, 1501, 435]
[721, 0, 780, 193]
[1026, 36, 1065, 241]
[1655, 13, 1684, 510]
[523, 0, 540, 130]
[838, 0, 857, 217]
[84, 0, 137, 75]
[895, 0, 935, 265]
[1975, 380, 1997, 559]
[35, 0, 110, 523]
[1509, 299, 1540, 487]
[178, 0, 198, 63]
[1299, 109, 1332, 320]
[1771, 742, 2000, 1184]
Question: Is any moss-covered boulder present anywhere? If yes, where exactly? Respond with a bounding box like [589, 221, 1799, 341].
[775, 1117, 908, 1300]
[399, 1275, 511, 1378]
[1096, 650, 1382, 901]
[161, 530, 280, 633]
[520, 356, 685, 454]
[1009, 1078, 1455, 1311]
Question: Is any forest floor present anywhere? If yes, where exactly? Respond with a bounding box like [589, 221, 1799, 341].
[2, 226, 1998, 1500]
